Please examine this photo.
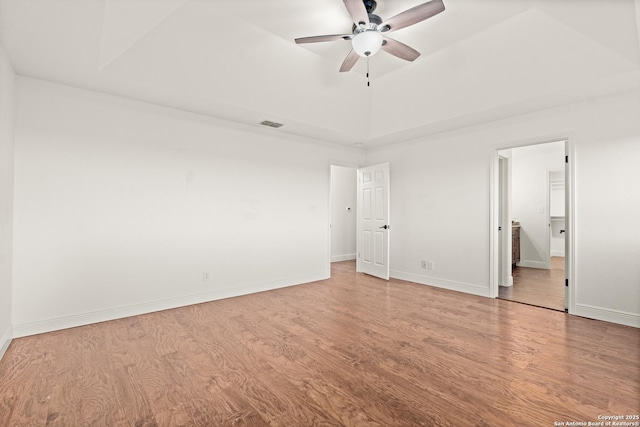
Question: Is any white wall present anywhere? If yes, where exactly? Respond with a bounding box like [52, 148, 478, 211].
[12, 77, 364, 336]
[0, 44, 15, 359]
[8, 77, 640, 337]
[330, 165, 357, 262]
[366, 89, 640, 327]
[511, 141, 565, 268]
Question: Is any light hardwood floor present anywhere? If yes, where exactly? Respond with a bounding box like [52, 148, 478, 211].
[499, 256, 566, 311]
[1, 260, 638, 426]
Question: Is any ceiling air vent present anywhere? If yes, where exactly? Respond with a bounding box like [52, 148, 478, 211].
[259, 120, 284, 128]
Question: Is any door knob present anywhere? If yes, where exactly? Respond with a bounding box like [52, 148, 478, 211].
[379, 225, 389, 229]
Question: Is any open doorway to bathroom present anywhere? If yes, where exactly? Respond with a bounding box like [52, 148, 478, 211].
[496, 141, 567, 311]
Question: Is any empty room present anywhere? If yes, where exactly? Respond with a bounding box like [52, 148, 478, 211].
[0, 0, 639, 425]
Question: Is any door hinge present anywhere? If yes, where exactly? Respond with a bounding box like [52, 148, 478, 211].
[565, 279, 568, 287]
[565, 155, 568, 163]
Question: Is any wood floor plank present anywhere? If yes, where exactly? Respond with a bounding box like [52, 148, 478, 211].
[76, 322, 119, 426]
[45, 379, 82, 427]
[0, 260, 638, 426]
[0, 335, 59, 426]
[110, 363, 158, 426]
[1, 363, 51, 426]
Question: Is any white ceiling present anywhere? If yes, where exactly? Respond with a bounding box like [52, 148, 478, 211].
[1, 0, 639, 148]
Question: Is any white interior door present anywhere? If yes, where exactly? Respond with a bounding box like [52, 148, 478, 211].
[357, 163, 390, 280]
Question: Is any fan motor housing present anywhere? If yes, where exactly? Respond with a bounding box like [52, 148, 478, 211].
[368, 14, 382, 26]
[352, 13, 382, 33]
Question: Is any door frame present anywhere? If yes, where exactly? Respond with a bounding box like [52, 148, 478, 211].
[489, 136, 575, 314]
[498, 154, 513, 287]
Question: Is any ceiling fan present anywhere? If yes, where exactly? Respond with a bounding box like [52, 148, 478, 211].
[295, 0, 445, 72]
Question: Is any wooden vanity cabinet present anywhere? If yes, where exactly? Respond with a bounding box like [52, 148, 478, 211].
[512, 222, 520, 267]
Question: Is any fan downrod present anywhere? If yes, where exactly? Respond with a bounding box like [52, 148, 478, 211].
[363, 0, 377, 14]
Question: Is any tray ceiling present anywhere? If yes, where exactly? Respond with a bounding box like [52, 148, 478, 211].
[1, 0, 639, 147]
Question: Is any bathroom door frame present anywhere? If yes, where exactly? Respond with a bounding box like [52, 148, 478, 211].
[489, 136, 575, 314]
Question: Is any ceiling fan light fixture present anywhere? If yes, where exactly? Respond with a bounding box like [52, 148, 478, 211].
[352, 30, 383, 57]
[294, 0, 445, 72]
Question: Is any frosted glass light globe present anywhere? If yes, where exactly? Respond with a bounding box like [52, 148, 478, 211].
[352, 30, 383, 57]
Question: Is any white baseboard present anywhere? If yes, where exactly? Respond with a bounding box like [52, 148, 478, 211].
[550, 250, 565, 257]
[574, 304, 640, 328]
[13, 272, 329, 338]
[390, 270, 490, 297]
[517, 260, 548, 269]
[0, 324, 13, 361]
[331, 253, 356, 262]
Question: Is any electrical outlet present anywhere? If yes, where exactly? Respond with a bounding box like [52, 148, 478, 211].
[422, 260, 435, 270]
[203, 272, 209, 281]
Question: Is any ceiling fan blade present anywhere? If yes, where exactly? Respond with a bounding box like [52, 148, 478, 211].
[295, 34, 352, 44]
[339, 49, 360, 72]
[343, 0, 369, 26]
[379, 0, 445, 33]
[382, 37, 420, 61]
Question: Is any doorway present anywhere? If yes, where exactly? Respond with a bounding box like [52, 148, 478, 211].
[329, 163, 391, 281]
[330, 165, 358, 265]
[492, 140, 572, 312]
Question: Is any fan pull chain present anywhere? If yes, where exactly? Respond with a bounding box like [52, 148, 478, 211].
[367, 56, 370, 87]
